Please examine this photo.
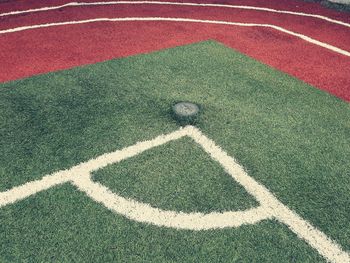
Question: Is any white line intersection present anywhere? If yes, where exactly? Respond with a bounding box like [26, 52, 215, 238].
[0, 126, 349, 262]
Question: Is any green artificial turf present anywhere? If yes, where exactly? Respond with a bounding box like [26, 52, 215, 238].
[1, 40, 349, 261]
[92, 137, 258, 213]
[0, 184, 325, 262]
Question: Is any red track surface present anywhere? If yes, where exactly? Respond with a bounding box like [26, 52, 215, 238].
[0, 0, 349, 101]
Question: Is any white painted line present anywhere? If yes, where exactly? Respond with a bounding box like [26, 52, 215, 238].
[275, 205, 350, 263]
[71, 126, 188, 173]
[0, 127, 188, 207]
[0, 171, 72, 207]
[186, 126, 350, 263]
[0, 17, 349, 57]
[72, 175, 271, 230]
[0, 126, 349, 262]
[1, 1, 349, 29]
[2, 126, 348, 262]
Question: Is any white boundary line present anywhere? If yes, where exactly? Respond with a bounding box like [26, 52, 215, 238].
[1, 1, 349, 29]
[0, 2, 347, 260]
[187, 126, 350, 263]
[72, 175, 271, 230]
[0, 17, 349, 57]
[0, 127, 188, 207]
[0, 126, 349, 262]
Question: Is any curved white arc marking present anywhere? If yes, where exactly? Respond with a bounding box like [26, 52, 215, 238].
[0, 1, 349, 29]
[0, 17, 349, 57]
[72, 176, 271, 230]
[0, 125, 349, 262]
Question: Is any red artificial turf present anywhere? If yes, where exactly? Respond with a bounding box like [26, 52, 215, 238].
[0, 0, 349, 101]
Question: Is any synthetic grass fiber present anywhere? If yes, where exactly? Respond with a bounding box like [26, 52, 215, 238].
[92, 137, 258, 213]
[0, 184, 324, 262]
[0, 40, 349, 261]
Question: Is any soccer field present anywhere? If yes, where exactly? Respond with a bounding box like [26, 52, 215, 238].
[1, 1, 350, 262]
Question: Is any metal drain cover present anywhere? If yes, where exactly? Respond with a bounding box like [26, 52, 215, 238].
[172, 102, 200, 124]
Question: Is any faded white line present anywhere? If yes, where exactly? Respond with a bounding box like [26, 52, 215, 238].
[1, 1, 349, 29]
[0, 17, 349, 57]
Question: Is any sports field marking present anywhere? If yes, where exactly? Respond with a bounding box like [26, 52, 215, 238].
[0, 126, 188, 207]
[0, 126, 349, 263]
[0, 17, 349, 58]
[1, 1, 349, 29]
[72, 175, 271, 230]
